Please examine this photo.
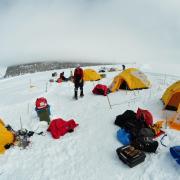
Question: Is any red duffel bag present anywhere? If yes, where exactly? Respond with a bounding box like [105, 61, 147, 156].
[92, 84, 108, 96]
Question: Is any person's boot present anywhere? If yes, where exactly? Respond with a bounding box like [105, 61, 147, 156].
[80, 90, 84, 97]
[74, 90, 78, 100]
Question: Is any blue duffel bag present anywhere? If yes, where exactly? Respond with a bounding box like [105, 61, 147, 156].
[170, 146, 180, 165]
[117, 129, 132, 145]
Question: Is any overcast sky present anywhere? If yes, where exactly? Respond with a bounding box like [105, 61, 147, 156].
[0, 0, 180, 66]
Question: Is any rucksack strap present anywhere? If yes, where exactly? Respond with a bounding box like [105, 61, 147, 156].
[160, 134, 168, 147]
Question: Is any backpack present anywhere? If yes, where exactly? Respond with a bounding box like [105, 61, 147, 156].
[131, 136, 158, 153]
[52, 72, 57, 77]
[74, 68, 83, 78]
[35, 97, 48, 110]
[131, 126, 158, 153]
[115, 110, 148, 138]
[138, 128, 155, 138]
[115, 110, 137, 128]
[136, 108, 153, 127]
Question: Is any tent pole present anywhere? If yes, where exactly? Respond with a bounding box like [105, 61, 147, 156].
[165, 110, 168, 129]
[126, 84, 128, 95]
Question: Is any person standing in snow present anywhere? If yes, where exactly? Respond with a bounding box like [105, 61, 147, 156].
[122, 64, 126, 71]
[60, 72, 69, 81]
[73, 64, 84, 100]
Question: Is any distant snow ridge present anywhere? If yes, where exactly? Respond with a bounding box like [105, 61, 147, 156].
[4, 61, 105, 78]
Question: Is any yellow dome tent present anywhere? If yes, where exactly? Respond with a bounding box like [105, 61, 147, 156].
[0, 119, 14, 154]
[162, 81, 180, 111]
[109, 68, 151, 92]
[83, 69, 102, 81]
[168, 108, 180, 131]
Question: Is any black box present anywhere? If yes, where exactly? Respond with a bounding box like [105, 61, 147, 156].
[116, 145, 146, 168]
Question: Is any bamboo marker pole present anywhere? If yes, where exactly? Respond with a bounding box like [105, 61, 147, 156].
[20, 116, 23, 130]
[106, 94, 112, 109]
[45, 82, 48, 92]
[164, 74, 166, 85]
[29, 79, 31, 89]
[27, 103, 30, 114]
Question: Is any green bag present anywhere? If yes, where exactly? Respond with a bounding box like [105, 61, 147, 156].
[37, 108, 50, 124]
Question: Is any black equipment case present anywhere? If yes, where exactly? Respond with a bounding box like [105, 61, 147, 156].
[116, 145, 146, 168]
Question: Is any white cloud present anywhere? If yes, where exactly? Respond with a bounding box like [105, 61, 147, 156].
[0, 0, 180, 66]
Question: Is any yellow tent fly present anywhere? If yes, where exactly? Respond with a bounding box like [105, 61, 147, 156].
[83, 69, 102, 81]
[162, 81, 180, 111]
[109, 68, 151, 92]
[0, 119, 14, 154]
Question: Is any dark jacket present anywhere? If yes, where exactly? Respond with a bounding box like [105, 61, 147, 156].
[74, 67, 83, 82]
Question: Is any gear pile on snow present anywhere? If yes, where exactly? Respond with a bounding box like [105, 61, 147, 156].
[115, 108, 163, 168]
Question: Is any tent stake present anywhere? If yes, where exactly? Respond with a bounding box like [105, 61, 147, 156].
[133, 90, 136, 96]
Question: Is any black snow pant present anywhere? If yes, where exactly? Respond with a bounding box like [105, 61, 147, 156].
[74, 80, 84, 98]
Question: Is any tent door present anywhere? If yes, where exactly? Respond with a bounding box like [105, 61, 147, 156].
[119, 80, 129, 90]
[166, 92, 180, 110]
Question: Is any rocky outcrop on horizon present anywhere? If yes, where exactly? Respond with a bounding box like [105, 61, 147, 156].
[4, 61, 106, 78]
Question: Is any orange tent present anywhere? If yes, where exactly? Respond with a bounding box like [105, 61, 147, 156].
[162, 81, 180, 111]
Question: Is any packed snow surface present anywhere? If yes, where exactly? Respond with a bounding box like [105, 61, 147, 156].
[0, 63, 180, 180]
